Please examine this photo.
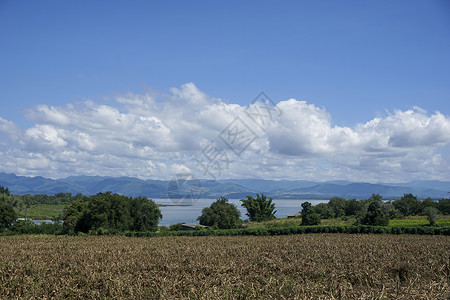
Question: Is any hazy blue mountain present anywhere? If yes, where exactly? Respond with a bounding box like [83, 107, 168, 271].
[201, 180, 256, 198]
[217, 179, 317, 193]
[383, 180, 450, 192]
[0, 173, 89, 195]
[0, 172, 449, 199]
[275, 182, 449, 199]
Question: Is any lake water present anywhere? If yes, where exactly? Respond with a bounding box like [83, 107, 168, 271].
[156, 199, 328, 226]
[31, 220, 55, 225]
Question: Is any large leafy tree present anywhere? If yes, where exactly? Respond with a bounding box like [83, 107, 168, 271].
[361, 201, 389, 226]
[344, 198, 363, 216]
[197, 197, 241, 229]
[129, 196, 162, 232]
[393, 193, 421, 216]
[437, 198, 450, 215]
[241, 194, 276, 222]
[63, 192, 161, 234]
[0, 201, 17, 231]
[301, 201, 321, 225]
[328, 197, 346, 218]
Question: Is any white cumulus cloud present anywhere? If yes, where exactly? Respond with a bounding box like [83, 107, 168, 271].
[0, 83, 449, 182]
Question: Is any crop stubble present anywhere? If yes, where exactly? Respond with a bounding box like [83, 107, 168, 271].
[0, 234, 449, 299]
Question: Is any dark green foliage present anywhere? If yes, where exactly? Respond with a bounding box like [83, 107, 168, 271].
[421, 197, 437, 212]
[0, 201, 17, 230]
[328, 197, 346, 218]
[128, 196, 161, 231]
[393, 193, 421, 216]
[197, 197, 241, 229]
[424, 207, 438, 226]
[0, 185, 10, 195]
[300, 201, 321, 225]
[10, 220, 36, 234]
[381, 202, 401, 219]
[7, 220, 63, 235]
[360, 201, 389, 226]
[313, 203, 334, 219]
[241, 194, 276, 222]
[344, 198, 362, 216]
[168, 223, 184, 231]
[62, 192, 161, 234]
[437, 198, 450, 215]
[125, 225, 450, 238]
[368, 193, 383, 202]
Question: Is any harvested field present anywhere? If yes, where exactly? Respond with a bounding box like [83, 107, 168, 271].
[0, 234, 449, 299]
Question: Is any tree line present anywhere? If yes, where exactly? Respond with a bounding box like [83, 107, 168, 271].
[1, 184, 450, 234]
[194, 193, 449, 229]
[309, 194, 449, 226]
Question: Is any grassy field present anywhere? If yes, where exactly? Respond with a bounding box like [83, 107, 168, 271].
[245, 214, 450, 228]
[0, 234, 448, 299]
[17, 204, 66, 220]
[388, 215, 450, 227]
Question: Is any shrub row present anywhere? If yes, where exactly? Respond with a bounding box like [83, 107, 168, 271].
[124, 225, 450, 237]
[3, 223, 448, 237]
[0, 220, 63, 236]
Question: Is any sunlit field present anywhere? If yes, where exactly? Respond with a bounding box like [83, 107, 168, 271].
[1, 234, 448, 299]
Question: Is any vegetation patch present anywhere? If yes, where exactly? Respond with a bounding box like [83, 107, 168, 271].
[0, 234, 448, 299]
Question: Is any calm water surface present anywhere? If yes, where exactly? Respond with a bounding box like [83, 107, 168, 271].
[156, 199, 328, 226]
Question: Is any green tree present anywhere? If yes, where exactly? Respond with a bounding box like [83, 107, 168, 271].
[62, 192, 161, 234]
[0, 201, 17, 230]
[62, 196, 89, 234]
[368, 194, 383, 202]
[344, 198, 362, 216]
[197, 197, 241, 229]
[424, 206, 438, 226]
[393, 193, 421, 216]
[313, 202, 334, 219]
[129, 196, 162, 232]
[420, 197, 437, 212]
[0, 185, 10, 195]
[301, 201, 321, 225]
[241, 194, 276, 222]
[328, 197, 346, 218]
[437, 198, 450, 215]
[360, 201, 389, 226]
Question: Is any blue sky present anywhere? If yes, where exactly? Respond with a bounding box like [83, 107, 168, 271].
[0, 0, 449, 182]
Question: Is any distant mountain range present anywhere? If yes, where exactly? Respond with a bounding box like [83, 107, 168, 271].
[0, 172, 449, 200]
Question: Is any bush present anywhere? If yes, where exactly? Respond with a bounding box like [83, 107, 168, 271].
[159, 226, 169, 232]
[169, 223, 184, 231]
[38, 221, 63, 235]
[197, 197, 241, 229]
[10, 220, 37, 234]
[424, 207, 438, 226]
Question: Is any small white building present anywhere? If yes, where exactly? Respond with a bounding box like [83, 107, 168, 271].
[287, 213, 301, 218]
[181, 223, 208, 230]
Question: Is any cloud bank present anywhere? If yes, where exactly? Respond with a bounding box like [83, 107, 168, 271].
[0, 83, 449, 182]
